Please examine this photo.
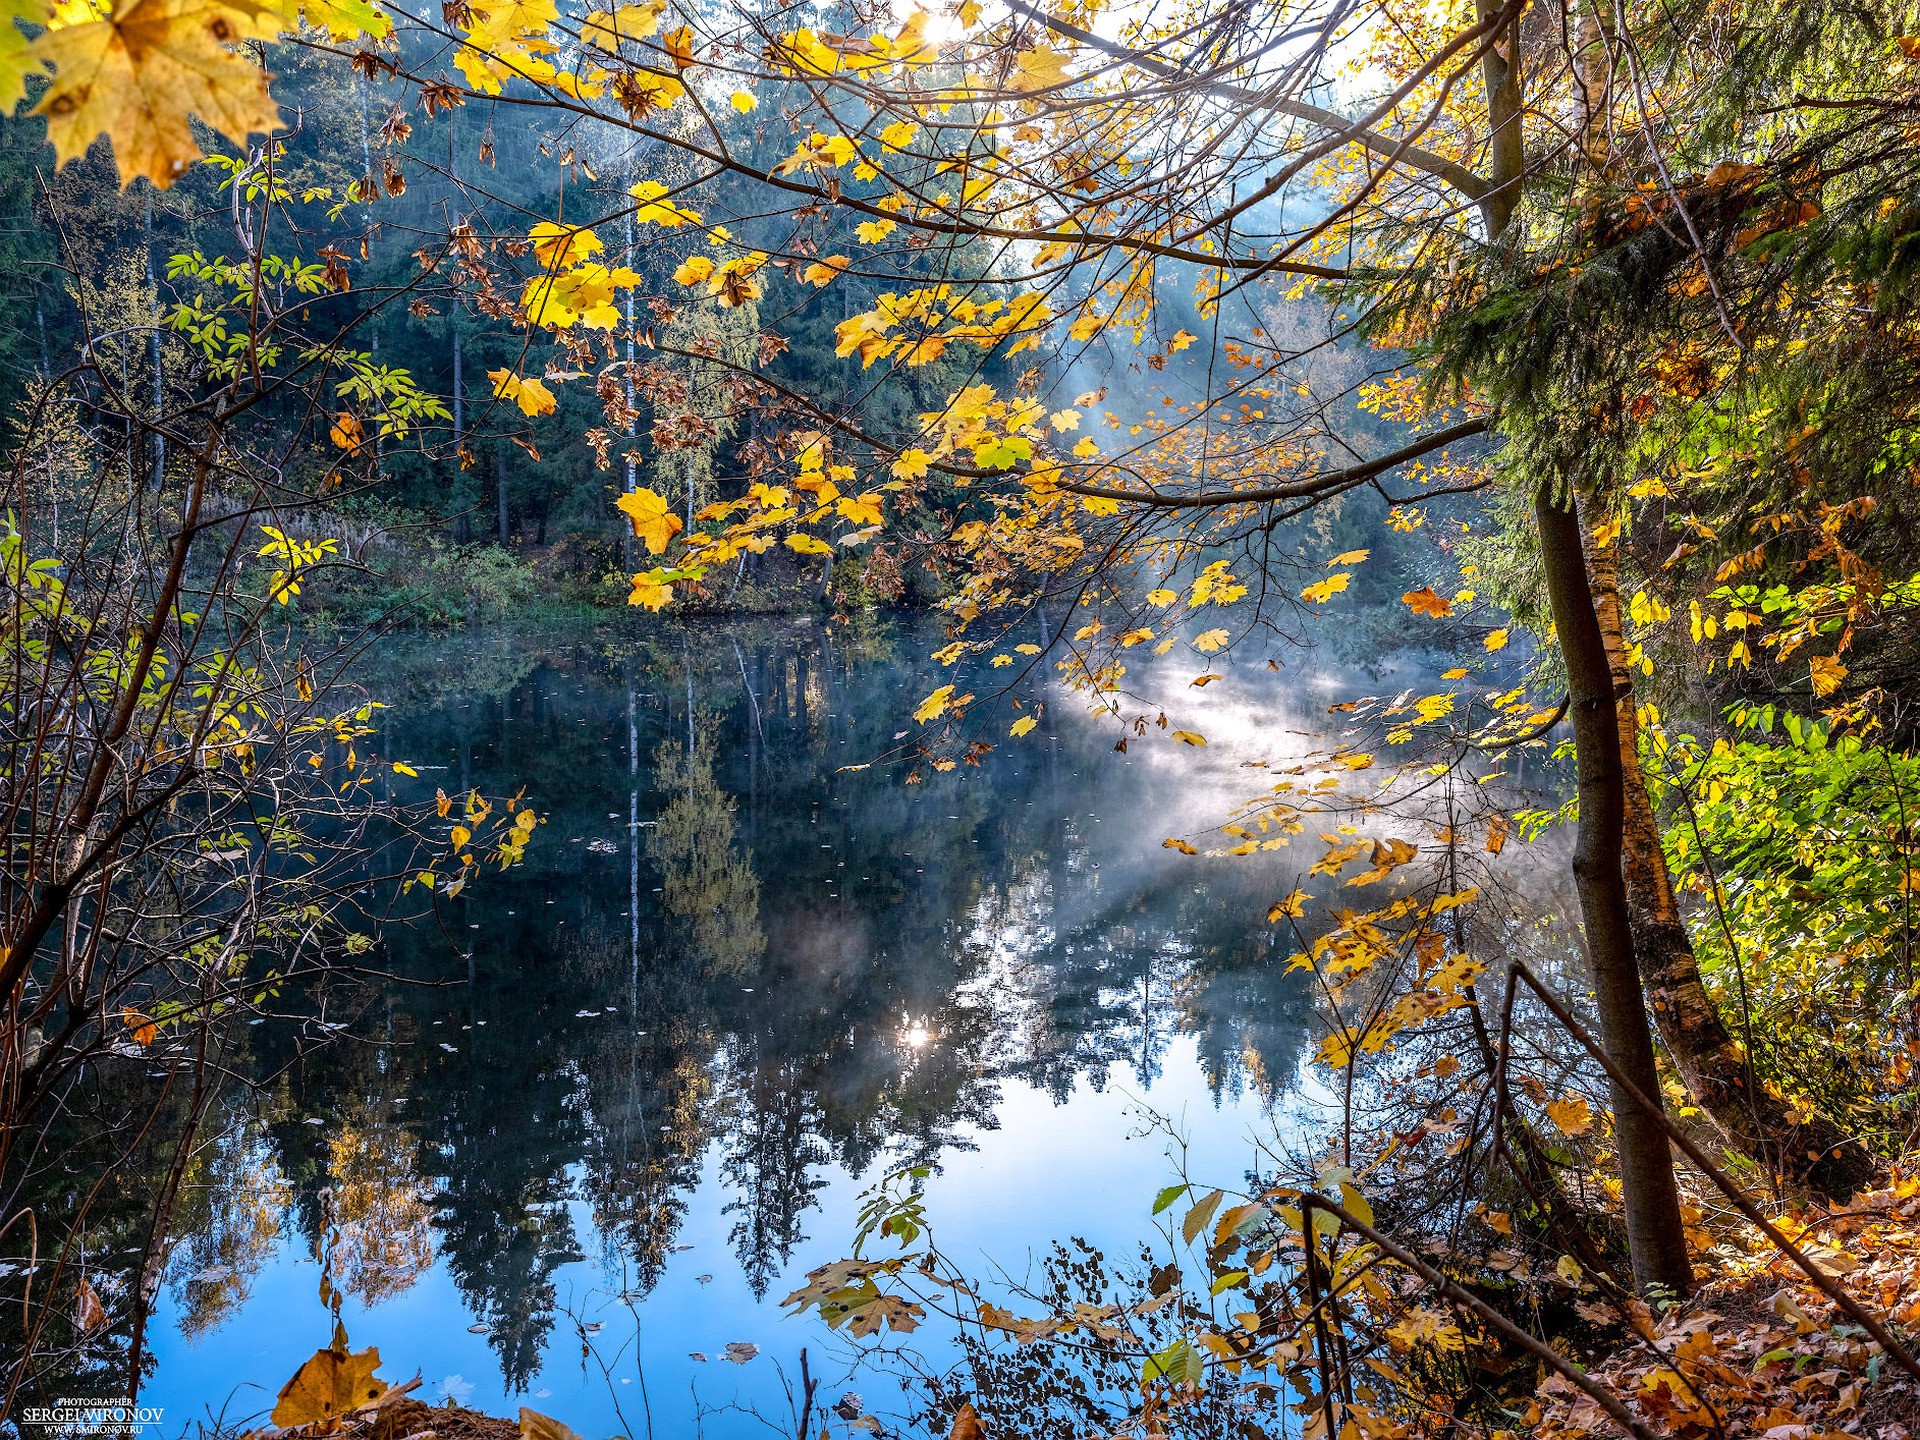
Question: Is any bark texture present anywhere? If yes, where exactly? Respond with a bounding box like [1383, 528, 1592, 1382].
[1582, 518, 1877, 1200]
[1536, 480, 1695, 1296]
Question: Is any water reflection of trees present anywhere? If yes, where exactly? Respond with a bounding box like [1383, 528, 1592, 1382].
[155, 618, 1317, 1393]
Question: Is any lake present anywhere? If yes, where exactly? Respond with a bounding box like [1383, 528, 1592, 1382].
[138, 613, 1466, 1434]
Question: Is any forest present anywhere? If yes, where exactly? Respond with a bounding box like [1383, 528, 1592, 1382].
[2, 0, 1919, 1437]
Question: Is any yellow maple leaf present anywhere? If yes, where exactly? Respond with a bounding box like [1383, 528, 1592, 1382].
[1011, 44, 1068, 91]
[581, 2, 663, 47]
[1545, 1094, 1594, 1136]
[1301, 572, 1350, 604]
[488, 368, 556, 417]
[802, 254, 851, 286]
[1193, 628, 1229, 653]
[890, 448, 931, 480]
[1809, 654, 1847, 696]
[914, 685, 954, 723]
[785, 531, 834, 556]
[31, 0, 284, 188]
[1267, 890, 1307, 922]
[616, 486, 684, 553]
[1402, 587, 1451, 617]
[661, 21, 694, 66]
[628, 180, 701, 227]
[729, 88, 755, 111]
[1484, 627, 1510, 651]
[628, 570, 674, 610]
[0, 0, 51, 112]
[1170, 729, 1206, 746]
[529, 220, 603, 267]
[272, 1345, 389, 1427]
[1010, 714, 1037, 737]
[673, 254, 714, 286]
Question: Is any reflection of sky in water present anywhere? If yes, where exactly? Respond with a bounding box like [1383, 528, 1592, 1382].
[141, 617, 1445, 1432]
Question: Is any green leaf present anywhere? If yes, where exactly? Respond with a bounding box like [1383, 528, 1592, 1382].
[1141, 1337, 1203, 1388]
[1152, 1184, 1189, 1216]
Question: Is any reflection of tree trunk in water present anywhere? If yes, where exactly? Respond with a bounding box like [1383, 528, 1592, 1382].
[1536, 479, 1694, 1296]
[733, 635, 764, 846]
[1582, 506, 1874, 1199]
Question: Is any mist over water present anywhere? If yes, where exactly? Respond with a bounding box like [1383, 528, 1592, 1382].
[138, 614, 1456, 1432]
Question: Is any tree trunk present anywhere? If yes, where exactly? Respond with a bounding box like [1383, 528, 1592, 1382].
[1582, 515, 1876, 1199]
[497, 448, 510, 547]
[1535, 478, 1694, 1296]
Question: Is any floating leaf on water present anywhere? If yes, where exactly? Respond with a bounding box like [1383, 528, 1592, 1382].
[723, 1341, 760, 1364]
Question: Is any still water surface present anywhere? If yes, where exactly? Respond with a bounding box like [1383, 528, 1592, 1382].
[145, 616, 1436, 1433]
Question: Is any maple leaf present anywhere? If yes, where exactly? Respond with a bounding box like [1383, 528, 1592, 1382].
[1484, 627, 1510, 651]
[296, 0, 391, 41]
[661, 21, 694, 67]
[785, 531, 833, 556]
[1402, 588, 1452, 617]
[627, 570, 673, 610]
[1301, 572, 1350, 604]
[519, 1410, 583, 1440]
[890, 448, 931, 480]
[1010, 714, 1037, 736]
[1267, 891, 1307, 922]
[802, 254, 851, 286]
[1545, 1094, 1594, 1136]
[729, 88, 754, 111]
[914, 685, 954, 723]
[580, 2, 663, 48]
[1192, 629, 1229, 653]
[1809, 654, 1847, 696]
[628, 180, 701, 227]
[1011, 44, 1069, 91]
[31, 0, 285, 188]
[272, 1345, 389, 1427]
[0, 0, 51, 112]
[488, 368, 556, 416]
[616, 486, 684, 553]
